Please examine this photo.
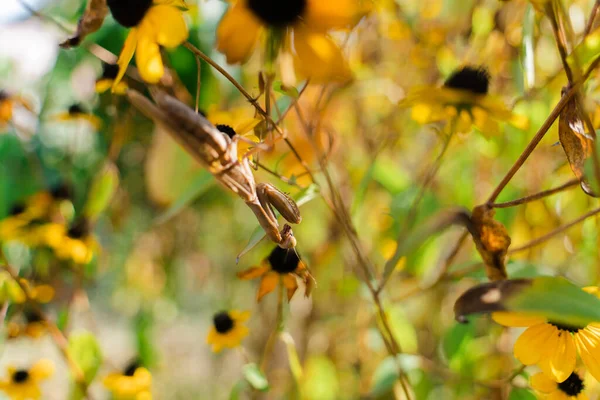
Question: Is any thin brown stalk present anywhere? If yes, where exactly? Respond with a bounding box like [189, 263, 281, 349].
[584, 0, 600, 36]
[259, 278, 284, 372]
[508, 206, 600, 253]
[254, 161, 306, 189]
[489, 179, 579, 209]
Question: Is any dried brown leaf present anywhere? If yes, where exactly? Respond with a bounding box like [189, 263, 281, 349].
[60, 0, 108, 48]
[453, 279, 532, 323]
[558, 93, 597, 196]
[470, 205, 511, 281]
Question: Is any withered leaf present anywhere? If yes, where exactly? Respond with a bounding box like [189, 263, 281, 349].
[60, 0, 108, 48]
[470, 205, 511, 281]
[558, 92, 598, 196]
[453, 279, 532, 323]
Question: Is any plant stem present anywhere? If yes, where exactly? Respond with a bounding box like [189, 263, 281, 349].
[489, 179, 579, 208]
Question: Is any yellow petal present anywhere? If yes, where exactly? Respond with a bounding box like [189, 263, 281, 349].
[114, 28, 138, 91]
[514, 323, 555, 365]
[575, 329, 600, 381]
[544, 330, 576, 383]
[257, 271, 279, 301]
[234, 118, 262, 135]
[472, 107, 500, 137]
[237, 265, 269, 280]
[145, 5, 188, 48]
[283, 274, 298, 301]
[136, 34, 164, 83]
[305, 0, 360, 31]
[492, 311, 546, 327]
[216, 1, 263, 64]
[29, 359, 54, 381]
[230, 310, 251, 322]
[95, 79, 113, 93]
[292, 27, 351, 83]
[530, 372, 557, 393]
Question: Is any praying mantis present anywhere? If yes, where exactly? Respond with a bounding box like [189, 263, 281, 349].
[126, 88, 302, 249]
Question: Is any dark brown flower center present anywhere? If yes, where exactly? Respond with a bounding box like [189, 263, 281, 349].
[268, 246, 300, 274]
[67, 218, 90, 239]
[25, 309, 43, 323]
[0, 90, 8, 102]
[549, 321, 582, 333]
[50, 184, 72, 201]
[107, 0, 153, 28]
[12, 370, 29, 383]
[101, 63, 120, 80]
[213, 311, 234, 333]
[68, 104, 86, 116]
[216, 124, 237, 138]
[9, 203, 26, 216]
[444, 66, 490, 95]
[247, 0, 307, 28]
[558, 372, 584, 396]
[123, 361, 140, 376]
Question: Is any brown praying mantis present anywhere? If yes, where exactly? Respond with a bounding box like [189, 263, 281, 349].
[126, 88, 302, 249]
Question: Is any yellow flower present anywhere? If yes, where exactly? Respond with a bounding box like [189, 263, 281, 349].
[216, 0, 360, 83]
[7, 310, 48, 339]
[531, 372, 588, 400]
[107, 0, 188, 89]
[401, 66, 528, 136]
[206, 310, 250, 353]
[0, 359, 54, 400]
[492, 307, 600, 383]
[96, 63, 128, 95]
[103, 362, 152, 400]
[52, 103, 102, 130]
[237, 246, 313, 301]
[46, 219, 96, 265]
[206, 106, 262, 159]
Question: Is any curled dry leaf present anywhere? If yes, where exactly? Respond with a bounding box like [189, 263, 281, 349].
[558, 91, 598, 196]
[453, 279, 532, 323]
[470, 205, 511, 281]
[60, 0, 108, 48]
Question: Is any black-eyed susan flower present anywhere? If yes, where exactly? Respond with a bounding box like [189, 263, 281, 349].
[401, 66, 528, 136]
[52, 103, 102, 130]
[0, 359, 54, 400]
[46, 218, 96, 265]
[531, 372, 588, 400]
[206, 310, 250, 353]
[103, 361, 152, 400]
[7, 309, 48, 339]
[237, 246, 313, 301]
[96, 63, 128, 95]
[107, 0, 188, 89]
[492, 306, 600, 383]
[216, 0, 360, 83]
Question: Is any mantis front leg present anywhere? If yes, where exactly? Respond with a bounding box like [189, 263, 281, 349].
[246, 183, 302, 249]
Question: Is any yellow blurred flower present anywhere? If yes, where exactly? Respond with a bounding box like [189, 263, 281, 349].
[401, 66, 528, 136]
[237, 246, 312, 301]
[96, 63, 128, 95]
[206, 310, 250, 353]
[0, 359, 54, 400]
[531, 372, 588, 400]
[103, 362, 152, 400]
[216, 0, 360, 83]
[46, 219, 96, 265]
[107, 0, 188, 89]
[52, 103, 102, 130]
[7, 310, 48, 339]
[493, 287, 600, 383]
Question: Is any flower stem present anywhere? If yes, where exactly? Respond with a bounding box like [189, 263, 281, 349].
[489, 179, 579, 209]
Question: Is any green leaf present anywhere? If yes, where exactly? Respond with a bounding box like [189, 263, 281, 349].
[442, 322, 475, 361]
[242, 363, 269, 391]
[68, 331, 102, 384]
[273, 81, 300, 98]
[508, 387, 537, 400]
[83, 162, 119, 219]
[154, 170, 214, 225]
[369, 356, 398, 397]
[568, 25, 600, 72]
[302, 356, 339, 400]
[508, 277, 600, 326]
[228, 380, 247, 400]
